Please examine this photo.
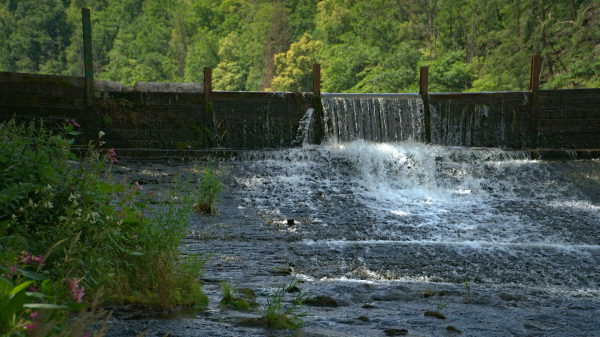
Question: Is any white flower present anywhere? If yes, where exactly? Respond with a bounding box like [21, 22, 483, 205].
[33, 203, 38, 208]
[99, 131, 105, 139]
[58, 216, 67, 222]
[106, 215, 110, 220]
[75, 209, 82, 217]
[28, 199, 33, 206]
[45, 184, 51, 191]
[72, 200, 78, 206]
[43, 201, 53, 209]
[117, 220, 123, 226]
[11, 214, 17, 221]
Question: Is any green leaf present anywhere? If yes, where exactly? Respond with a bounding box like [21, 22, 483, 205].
[68, 131, 82, 136]
[129, 251, 144, 256]
[23, 303, 69, 309]
[17, 268, 47, 281]
[10, 281, 32, 295]
[65, 302, 89, 311]
[25, 291, 47, 299]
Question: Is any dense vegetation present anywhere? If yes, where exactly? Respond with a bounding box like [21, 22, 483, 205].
[0, 0, 598, 93]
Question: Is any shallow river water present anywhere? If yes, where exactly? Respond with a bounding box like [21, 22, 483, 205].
[106, 141, 600, 337]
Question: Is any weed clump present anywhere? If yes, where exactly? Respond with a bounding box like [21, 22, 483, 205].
[193, 162, 224, 214]
[219, 280, 257, 310]
[241, 279, 308, 329]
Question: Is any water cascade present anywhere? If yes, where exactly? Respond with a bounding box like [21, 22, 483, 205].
[322, 93, 424, 143]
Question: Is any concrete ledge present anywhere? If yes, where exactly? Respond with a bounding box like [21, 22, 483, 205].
[94, 81, 123, 92]
[526, 149, 600, 160]
[132, 82, 204, 93]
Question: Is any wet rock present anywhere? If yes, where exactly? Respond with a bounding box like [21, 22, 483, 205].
[270, 266, 294, 275]
[286, 285, 301, 293]
[383, 328, 408, 336]
[446, 326, 461, 333]
[372, 291, 408, 302]
[304, 295, 342, 307]
[424, 311, 446, 319]
[287, 219, 295, 226]
[358, 316, 369, 322]
[438, 290, 462, 297]
[238, 317, 267, 328]
[362, 304, 377, 309]
[499, 293, 525, 302]
[420, 289, 437, 298]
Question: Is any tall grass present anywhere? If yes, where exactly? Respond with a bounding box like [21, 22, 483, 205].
[193, 162, 224, 214]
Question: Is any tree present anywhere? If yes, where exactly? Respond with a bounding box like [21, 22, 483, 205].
[270, 33, 321, 92]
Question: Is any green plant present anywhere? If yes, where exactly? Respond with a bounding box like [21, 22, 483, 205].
[258, 279, 309, 329]
[0, 118, 211, 314]
[219, 280, 255, 310]
[193, 162, 224, 214]
[0, 241, 111, 336]
[464, 278, 471, 303]
[437, 298, 448, 311]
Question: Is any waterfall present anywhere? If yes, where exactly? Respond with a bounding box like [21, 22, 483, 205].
[321, 93, 424, 143]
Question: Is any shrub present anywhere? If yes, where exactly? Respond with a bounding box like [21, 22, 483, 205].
[0, 118, 210, 315]
[193, 162, 224, 214]
[259, 279, 308, 329]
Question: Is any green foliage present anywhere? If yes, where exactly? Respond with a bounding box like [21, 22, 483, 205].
[0, 118, 210, 313]
[1, 0, 599, 91]
[464, 277, 471, 304]
[437, 298, 448, 311]
[270, 33, 321, 92]
[193, 162, 224, 214]
[0, 246, 111, 336]
[218, 280, 255, 310]
[258, 278, 308, 329]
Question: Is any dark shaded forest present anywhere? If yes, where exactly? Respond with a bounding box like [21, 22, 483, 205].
[1, 0, 598, 93]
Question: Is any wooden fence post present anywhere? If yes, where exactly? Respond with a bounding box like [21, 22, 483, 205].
[203, 67, 213, 147]
[420, 66, 431, 143]
[312, 64, 324, 144]
[529, 55, 541, 146]
[82, 8, 93, 107]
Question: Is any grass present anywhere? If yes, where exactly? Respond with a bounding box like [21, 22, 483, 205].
[192, 162, 224, 214]
[464, 277, 471, 303]
[218, 280, 257, 310]
[258, 279, 309, 329]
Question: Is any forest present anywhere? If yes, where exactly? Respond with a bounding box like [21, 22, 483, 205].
[0, 0, 599, 93]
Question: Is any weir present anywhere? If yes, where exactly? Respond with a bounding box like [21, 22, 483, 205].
[322, 93, 424, 143]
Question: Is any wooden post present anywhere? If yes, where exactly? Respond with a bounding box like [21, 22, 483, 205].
[312, 64, 324, 144]
[529, 55, 541, 146]
[203, 67, 213, 147]
[82, 8, 93, 107]
[420, 66, 431, 143]
[313, 64, 321, 98]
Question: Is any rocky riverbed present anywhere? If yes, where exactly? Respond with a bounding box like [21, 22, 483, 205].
[105, 143, 600, 337]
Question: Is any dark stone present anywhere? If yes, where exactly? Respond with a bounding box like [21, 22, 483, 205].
[383, 328, 408, 336]
[287, 219, 295, 226]
[358, 316, 369, 322]
[499, 293, 525, 302]
[362, 304, 377, 309]
[446, 326, 461, 333]
[424, 311, 446, 319]
[304, 295, 341, 307]
[286, 285, 301, 293]
[420, 289, 437, 298]
[270, 266, 293, 276]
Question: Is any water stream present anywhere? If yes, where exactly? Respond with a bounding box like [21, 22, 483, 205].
[106, 96, 600, 336]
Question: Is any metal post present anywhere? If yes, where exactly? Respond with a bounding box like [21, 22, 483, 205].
[82, 8, 93, 107]
[529, 55, 541, 145]
[312, 64, 324, 144]
[420, 66, 431, 143]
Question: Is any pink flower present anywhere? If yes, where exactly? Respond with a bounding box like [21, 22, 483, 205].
[29, 286, 37, 292]
[24, 322, 40, 331]
[133, 235, 138, 239]
[71, 119, 80, 127]
[29, 311, 38, 319]
[9, 266, 17, 274]
[83, 334, 89, 337]
[134, 182, 142, 190]
[33, 255, 44, 264]
[106, 148, 117, 164]
[69, 278, 85, 303]
[23, 252, 31, 264]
